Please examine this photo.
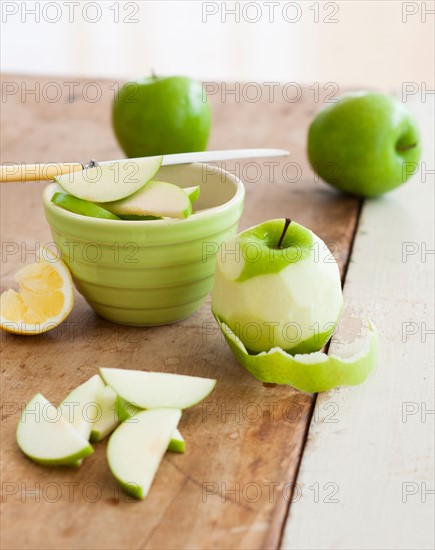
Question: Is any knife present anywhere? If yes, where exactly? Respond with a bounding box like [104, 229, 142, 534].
[0, 149, 289, 182]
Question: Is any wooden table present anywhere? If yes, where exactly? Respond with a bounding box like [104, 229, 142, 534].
[1, 76, 433, 550]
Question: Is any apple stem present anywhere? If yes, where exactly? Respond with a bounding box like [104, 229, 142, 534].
[277, 217, 292, 249]
[396, 142, 417, 152]
[150, 69, 157, 80]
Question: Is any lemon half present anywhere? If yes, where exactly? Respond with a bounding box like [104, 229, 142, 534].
[1, 249, 74, 335]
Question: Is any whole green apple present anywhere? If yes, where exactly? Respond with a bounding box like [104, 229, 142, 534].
[308, 92, 421, 197]
[211, 218, 343, 354]
[112, 76, 211, 157]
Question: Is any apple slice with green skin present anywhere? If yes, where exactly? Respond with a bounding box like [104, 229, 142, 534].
[107, 408, 182, 500]
[114, 394, 140, 422]
[117, 214, 162, 221]
[115, 395, 185, 453]
[60, 374, 105, 440]
[55, 156, 162, 202]
[184, 186, 200, 205]
[215, 316, 378, 393]
[90, 385, 120, 443]
[100, 368, 216, 409]
[16, 393, 94, 466]
[168, 429, 185, 453]
[51, 192, 121, 220]
[102, 181, 192, 219]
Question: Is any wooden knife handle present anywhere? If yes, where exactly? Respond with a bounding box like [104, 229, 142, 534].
[0, 162, 84, 182]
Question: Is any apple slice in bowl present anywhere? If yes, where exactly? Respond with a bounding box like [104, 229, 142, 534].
[55, 156, 162, 203]
[102, 181, 193, 219]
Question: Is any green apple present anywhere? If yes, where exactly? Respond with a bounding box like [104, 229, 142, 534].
[168, 429, 185, 454]
[118, 215, 162, 221]
[216, 317, 378, 393]
[55, 156, 162, 202]
[16, 393, 94, 466]
[90, 385, 119, 443]
[51, 192, 121, 220]
[212, 219, 343, 354]
[60, 374, 105, 440]
[103, 181, 192, 219]
[112, 76, 211, 158]
[107, 408, 182, 499]
[308, 92, 421, 197]
[115, 395, 185, 453]
[184, 186, 200, 205]
[100, 368, 216, 409]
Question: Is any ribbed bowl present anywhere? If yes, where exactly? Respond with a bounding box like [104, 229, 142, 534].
[43, 163, 245, 325]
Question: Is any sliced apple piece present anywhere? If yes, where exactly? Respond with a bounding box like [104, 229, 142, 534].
[117, 214, 162, 221]
[55, 156, 162, 202]
[168, 429, 185, 454]
[216, 316, 378, 393]
[107, 408, 182, 499]
[184, 185, 200, 205]
[51, 192, 121, 220]
[115, 395, 185, 453]
[115, 394, 139, 422]
[16, 393, 94, 466]
[60, 374, 105, 440]
[100, 368, 216, 409]
[103, 181, 192, 219]
[90, 385, 120, 443]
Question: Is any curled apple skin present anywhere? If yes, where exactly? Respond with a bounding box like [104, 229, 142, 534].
[215, 317, 378, 393]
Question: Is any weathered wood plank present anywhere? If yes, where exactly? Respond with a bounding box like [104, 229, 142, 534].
[0, 76, 360, 550]
[282, 96, 435, 549]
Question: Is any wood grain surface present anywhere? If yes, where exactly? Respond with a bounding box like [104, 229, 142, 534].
[0, 76, 360, 550]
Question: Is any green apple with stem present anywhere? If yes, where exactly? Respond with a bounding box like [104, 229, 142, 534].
[16, 394, 94, 466]
[112, 76, 211, 158]
[51, 192, 121, 220]
[212, 218, 343, 355]
[100, 368, 216, 409]
[90, 385, 120, 443]
[308, 92, 421, 197]
[55, 156, 162, 202]
[115, 395, 185, 453]
[102, 181, 192, 219]
[107, 408, 182, 499]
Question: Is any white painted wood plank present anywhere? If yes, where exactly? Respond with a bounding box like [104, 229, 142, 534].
[282, 95, 435, 550]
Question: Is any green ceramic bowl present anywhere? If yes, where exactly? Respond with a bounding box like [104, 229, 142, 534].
[43, 163, 245, 325]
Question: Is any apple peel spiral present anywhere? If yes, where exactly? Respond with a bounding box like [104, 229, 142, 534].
[215, 316, 378, 393]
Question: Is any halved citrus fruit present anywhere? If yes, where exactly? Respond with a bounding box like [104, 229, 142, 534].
[0, 248, 74, 335]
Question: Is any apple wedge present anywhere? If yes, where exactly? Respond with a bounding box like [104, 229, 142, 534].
[168, 429, 185, 453]
[51, 192, 121, 220]
[55, 156, 162, 202]
[107, 408, 182, 499]
[16, 394, 94, 466]
[102, 181, 192, 219]
[90, 385, 120, 443]
[215, 317, 378, 393]
[184, 185, 200, 205]
[100, 368, 216, 409]
[114, 394, 139, 423]
[115, 395, 186, 453]
[60, 374, 105, 440]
